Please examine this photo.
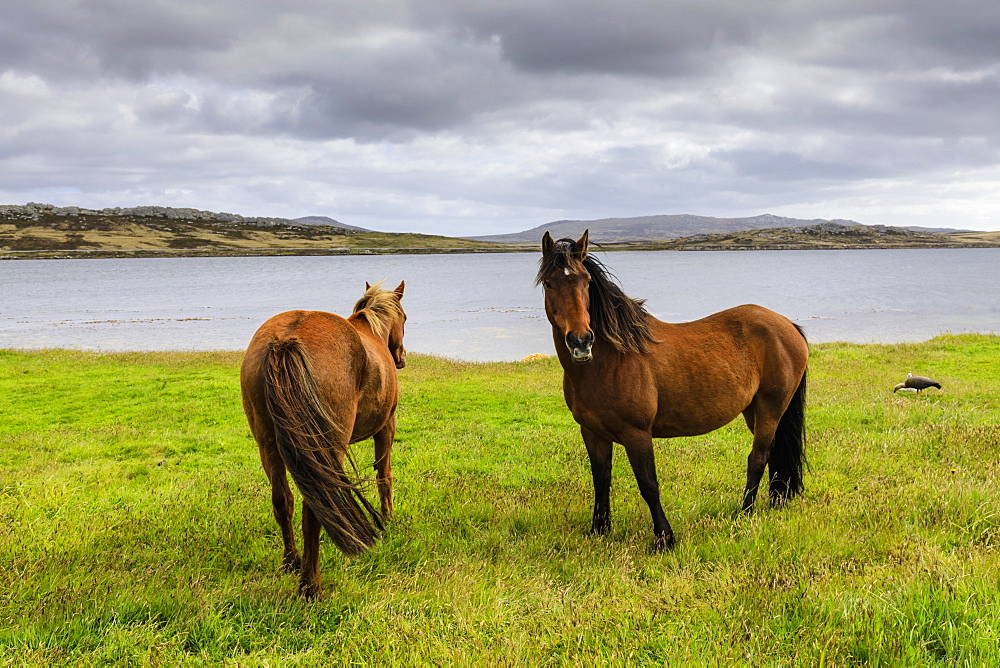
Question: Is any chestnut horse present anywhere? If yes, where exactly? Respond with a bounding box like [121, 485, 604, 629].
[241, 281, 406, 597]
[537, 232, 808, 550]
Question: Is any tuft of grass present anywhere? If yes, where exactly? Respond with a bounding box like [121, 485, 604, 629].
[2, 336, 1000, 663]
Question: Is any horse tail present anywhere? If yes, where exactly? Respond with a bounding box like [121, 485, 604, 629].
[263, 339, 383, 555]
[769, 328, 808, 504]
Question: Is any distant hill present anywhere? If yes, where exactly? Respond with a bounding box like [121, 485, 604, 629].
[618, 222, 986, 250]
[5, 202, 994, 259]
[904, 225, 975, 234]
[294, 215, 371, 232]
[0, 203, 346, 231]
[0, 202, 504, 259]
[470, 213, 883, 244]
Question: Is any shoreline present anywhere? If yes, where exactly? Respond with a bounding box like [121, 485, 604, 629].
[3, 240, 997, 260]
[5, 333, 999, 360]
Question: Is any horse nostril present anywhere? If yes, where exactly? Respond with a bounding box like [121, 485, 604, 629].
[566, 331, 594, 352]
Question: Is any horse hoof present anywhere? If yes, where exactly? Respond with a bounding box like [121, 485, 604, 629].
[299, 582, 321, 600]
[652, 533, 676, 552]
[769, 493, 790, 509]
[283, 556, 302, 574]
[590, 523, 611, 536]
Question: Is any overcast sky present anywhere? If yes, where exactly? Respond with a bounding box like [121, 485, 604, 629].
[2, 1, 998, 235]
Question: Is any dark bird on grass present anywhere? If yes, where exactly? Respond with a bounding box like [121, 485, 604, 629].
[894, 373, 942, 394]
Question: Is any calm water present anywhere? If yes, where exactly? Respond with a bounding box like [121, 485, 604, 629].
[2, 249, 997, 361]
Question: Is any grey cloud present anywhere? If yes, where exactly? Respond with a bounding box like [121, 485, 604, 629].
[416, 0, 761, 76]
[712, 149, 882, 182]
[900, 2, 1000, 66]
[0, 1, 236, 82]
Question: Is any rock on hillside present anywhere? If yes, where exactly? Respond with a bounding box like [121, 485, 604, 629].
[294, 215, 371, 232]
[0, 202, 353, 231]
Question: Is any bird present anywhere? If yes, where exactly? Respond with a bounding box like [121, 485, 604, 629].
[894, 373, 942, 394]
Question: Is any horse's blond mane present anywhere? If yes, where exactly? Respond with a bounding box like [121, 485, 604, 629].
[352, 281, 405, 337]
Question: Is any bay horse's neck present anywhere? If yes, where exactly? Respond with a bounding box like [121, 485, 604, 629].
[349, 312, 389, 347]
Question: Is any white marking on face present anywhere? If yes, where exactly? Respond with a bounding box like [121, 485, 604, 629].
[564, 267, 570, 276]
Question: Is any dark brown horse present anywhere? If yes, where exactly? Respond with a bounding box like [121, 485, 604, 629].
[240, 281, 406, 597]
[537, 232, 808, 550]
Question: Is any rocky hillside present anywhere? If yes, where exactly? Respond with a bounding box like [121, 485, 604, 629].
[0, 202, 346, 231]
[0, 202, 499, 258]
[608, 221, 985, 250]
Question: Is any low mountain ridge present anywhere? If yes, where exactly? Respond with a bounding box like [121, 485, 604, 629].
[470, 213, 873, 244]
[3, 202, 995, 259]
[294, 215, 371, 232]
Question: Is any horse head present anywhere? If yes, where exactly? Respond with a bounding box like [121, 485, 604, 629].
[539, 230, 595, 364]
[387, 281, 407, 369]
[361, 280, 407, 369]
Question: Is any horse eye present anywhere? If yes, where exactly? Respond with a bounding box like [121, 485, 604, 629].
[543, 281, 553, 289]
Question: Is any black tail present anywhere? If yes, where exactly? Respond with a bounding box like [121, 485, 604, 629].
[264, 339, 383, 555]
[769, 360, 807, 503]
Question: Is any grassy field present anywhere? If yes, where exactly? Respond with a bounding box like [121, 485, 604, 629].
[2, 336, 1000, 664]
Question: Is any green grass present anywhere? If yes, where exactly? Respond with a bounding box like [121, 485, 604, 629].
[2, 336, 1000, 664]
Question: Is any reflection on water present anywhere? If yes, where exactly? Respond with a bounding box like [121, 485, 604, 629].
[2, 248, 998, 361]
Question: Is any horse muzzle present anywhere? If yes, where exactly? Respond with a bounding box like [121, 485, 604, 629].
[394, 350, 407, 369]
[566, 331, 594, 364]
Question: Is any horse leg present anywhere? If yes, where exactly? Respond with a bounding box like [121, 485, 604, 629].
[271, 473, 301, 573]
[742, 406, 755, 434]
[620, 431, 675, 551]
[257, 439, 301, 573]
[742, 410, 780, 514]
[299, 502, 322, 599]
[581, 426, 613, 535]
[373, 415, 396, 520]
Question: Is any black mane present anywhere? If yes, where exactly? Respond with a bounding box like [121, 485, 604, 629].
[537, 238, 655, 354]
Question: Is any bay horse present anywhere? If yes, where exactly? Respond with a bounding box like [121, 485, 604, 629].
[240, 281, 406, 598]
[537, 232, 808, 550]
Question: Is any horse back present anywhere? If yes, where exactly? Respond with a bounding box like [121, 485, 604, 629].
[640, 304, 806, 437]
[675, 303, 805, 356]
[241, 310, 397, 444]
[652, 303, 806, 383]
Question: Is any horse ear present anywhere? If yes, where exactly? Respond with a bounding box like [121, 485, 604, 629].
[542, 231, 554, 254]
[365, 281, 372, 290]
[394, 280, 405, 300]
[577, 229, 589, 258]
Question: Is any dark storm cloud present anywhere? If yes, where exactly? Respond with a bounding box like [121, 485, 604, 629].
[0, 1, 236, 81]
[412, 0, 761, 77]
[6, 0, 997, 137]
[266, 32, 526, 140]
